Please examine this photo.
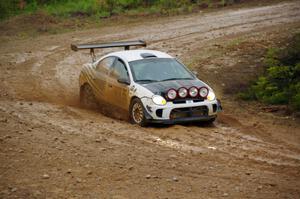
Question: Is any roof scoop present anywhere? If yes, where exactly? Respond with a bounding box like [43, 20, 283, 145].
[140, 53, 157, 59]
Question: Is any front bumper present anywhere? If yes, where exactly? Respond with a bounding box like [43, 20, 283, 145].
[149, 115, 217, 124]
[141, 98, 222, 124]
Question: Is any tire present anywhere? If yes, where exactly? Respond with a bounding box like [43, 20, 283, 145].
[80, 84, 98, 109]
[129, 98, 148, 127]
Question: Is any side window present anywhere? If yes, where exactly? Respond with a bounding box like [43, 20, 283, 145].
[96, 57, 115, 74]
[111, 59, 129, 81]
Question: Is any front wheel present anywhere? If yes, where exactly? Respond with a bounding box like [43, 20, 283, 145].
[129, 98, 148, 127]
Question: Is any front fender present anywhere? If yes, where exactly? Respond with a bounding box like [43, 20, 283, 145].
[129, 83, 154, 99]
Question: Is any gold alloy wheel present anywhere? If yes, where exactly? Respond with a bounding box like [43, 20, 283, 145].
[132, 102, 144, 124]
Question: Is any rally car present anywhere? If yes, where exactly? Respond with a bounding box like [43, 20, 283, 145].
[71, 40, 221, 126]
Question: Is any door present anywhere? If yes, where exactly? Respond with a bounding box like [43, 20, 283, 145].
[106, 58, 130, 110]
[93, 56, 115, 102]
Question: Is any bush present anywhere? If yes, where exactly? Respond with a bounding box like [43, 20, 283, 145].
[0, 0, 20, 19]
[240, 33, 300, 111]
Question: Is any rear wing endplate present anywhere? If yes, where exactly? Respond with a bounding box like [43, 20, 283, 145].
[71, 40, 147, 62]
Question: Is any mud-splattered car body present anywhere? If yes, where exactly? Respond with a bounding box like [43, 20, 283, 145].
[72, 41, 222, 126]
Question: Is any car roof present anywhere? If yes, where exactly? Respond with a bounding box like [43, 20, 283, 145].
[106, 49, 173, 62]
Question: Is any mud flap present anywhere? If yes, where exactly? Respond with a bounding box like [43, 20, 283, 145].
[217, 99, 222, 112]
[140, 98, 154, 120]
[142, 104, 154, 120]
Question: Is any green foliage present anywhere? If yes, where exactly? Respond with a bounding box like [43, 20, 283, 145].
[264, 47, 280, 67]
[0, 0, 244, 20]
[43, 0, 100, 16]
[0, 0, 20, 19]
[240, 33, 300, 111]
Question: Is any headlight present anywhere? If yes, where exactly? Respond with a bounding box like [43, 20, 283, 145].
[199, 87, 209, 98]
[178, 87, 188, 98]
[167, 89, 177, 100]
[152, 95, 167, 106]
[207, 91, 216, 101]
[189, 87, 198, 97]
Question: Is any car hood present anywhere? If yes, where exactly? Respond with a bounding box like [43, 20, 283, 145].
[139, 79, 208, 95]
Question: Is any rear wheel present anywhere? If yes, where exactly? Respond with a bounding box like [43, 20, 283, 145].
[80, 84, 98, 109]
[129, 98, 148, 127]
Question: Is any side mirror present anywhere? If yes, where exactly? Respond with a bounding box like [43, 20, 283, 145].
[117, 78, 130, 85]
[192, 70, 198, 76]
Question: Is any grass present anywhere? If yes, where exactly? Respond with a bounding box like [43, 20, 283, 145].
[227, 38, 246, 49]
[0, 0, 245, 21]
[0, 0, 248, 39]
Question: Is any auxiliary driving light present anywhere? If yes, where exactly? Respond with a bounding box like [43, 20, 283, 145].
[178, 87, 188, 98]
[199, 87, 209, 98]
[189, 87, 198, 97]
[167, 89, 177, 100]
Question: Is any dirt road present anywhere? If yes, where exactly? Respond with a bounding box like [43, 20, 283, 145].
[1, 1, 300, 198]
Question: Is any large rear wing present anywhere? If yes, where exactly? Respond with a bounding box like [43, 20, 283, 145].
[71, 40, 147, 62]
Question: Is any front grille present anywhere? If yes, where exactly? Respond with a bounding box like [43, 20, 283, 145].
[173, 100, 186, 104]
[193, 99, 204, 103]
[172, 98, 204, 104]
[170, 106, 208, 119]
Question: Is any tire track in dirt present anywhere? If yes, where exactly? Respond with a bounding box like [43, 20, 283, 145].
[2, 99, 299, 168]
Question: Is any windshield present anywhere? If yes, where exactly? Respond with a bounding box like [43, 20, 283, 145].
[129, 58, 194, 83]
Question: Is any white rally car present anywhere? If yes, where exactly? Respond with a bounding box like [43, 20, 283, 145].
[71, 40, 222, 126]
